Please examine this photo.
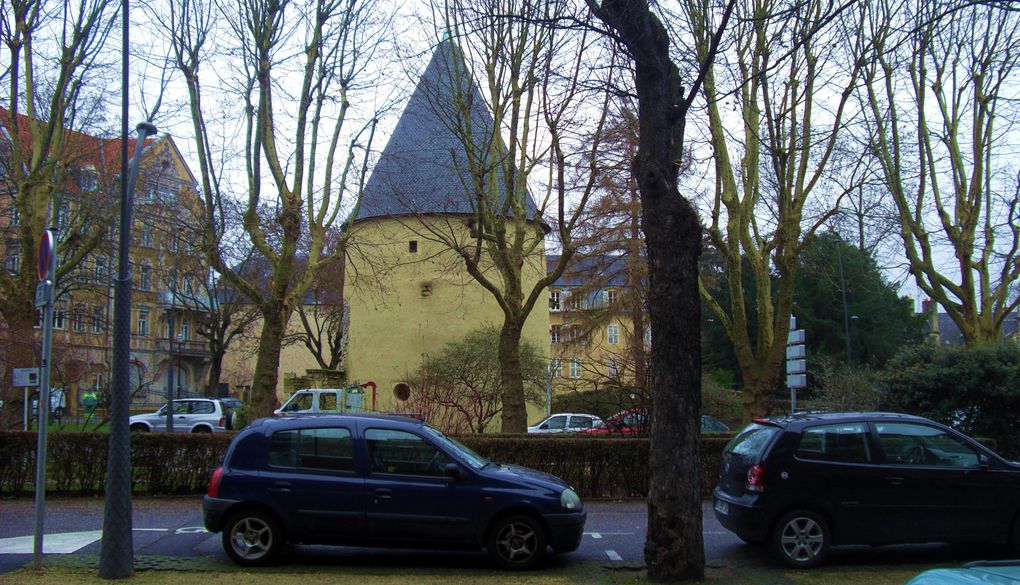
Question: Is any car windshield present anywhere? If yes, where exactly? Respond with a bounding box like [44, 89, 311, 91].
[725, 422, 780, 458]
[422, 425, 489, 470]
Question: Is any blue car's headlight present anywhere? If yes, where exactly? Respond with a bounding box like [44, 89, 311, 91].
[560, 488, 582, 510]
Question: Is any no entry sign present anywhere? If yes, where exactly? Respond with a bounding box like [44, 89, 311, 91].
[37, 230, 55, 281]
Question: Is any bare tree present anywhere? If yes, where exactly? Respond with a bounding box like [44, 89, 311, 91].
[403, 325, 545, 434]
[582, 0, 735, 579]
[158, 0, 390, 417]
[691, 0, 868, 419]
[861, 0, 1020, 343]
[283, 237, 348, 370]
[0, 0, 119, 428]
[399, 0, 614, 432]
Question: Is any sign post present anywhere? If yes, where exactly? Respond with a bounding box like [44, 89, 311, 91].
[33, 229, 57, 569]
[786, 315, 807, 414]
[13, 368, 39, 431]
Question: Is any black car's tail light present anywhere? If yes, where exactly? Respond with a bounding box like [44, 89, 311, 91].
[746, 464, 765, 492]
[208, 467, 223, 497]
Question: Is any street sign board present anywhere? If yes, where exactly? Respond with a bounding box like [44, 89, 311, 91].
[37, 230, 55, 281]
[13, 368, 39, 387]
[787, 374, 807, 388]
[787, 329, 806, 344]
[787, 359, 807, 374]
[786, 345, 806, 359]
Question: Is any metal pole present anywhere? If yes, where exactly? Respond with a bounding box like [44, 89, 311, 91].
[166, 316, 174, 432]
[835, 237, 852, 368]
[32, 267, 56, 569]
[545, 363, 551, 417]
[98, 119, 156, 580]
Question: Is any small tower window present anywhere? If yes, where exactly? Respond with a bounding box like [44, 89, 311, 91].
[409, 240, 418, 253]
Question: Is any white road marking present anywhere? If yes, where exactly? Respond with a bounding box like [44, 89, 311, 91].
[588, 532, 602, 539]
[0, 528, 171, 554]
[606, 550, 623, 561]
[174, 527, 208, 535]
[0, 531, 102, 554]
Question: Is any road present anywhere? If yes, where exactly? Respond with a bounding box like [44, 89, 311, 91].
[0, 497, 1010, 574]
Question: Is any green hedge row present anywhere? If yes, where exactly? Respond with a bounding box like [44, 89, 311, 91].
[0, 432, 231, 496]
[0, 431, 731, 499]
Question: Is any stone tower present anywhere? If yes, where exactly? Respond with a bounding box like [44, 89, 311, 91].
[342, 40, 550, 415]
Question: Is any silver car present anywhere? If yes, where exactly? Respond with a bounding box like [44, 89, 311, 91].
[129, 398, 230, 433]
[527, 413, 602, 433]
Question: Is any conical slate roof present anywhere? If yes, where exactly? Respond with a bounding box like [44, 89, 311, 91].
[354, 39, 539, 222]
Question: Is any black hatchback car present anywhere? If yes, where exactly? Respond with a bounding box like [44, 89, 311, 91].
[713, 412, 1020, 568]
[203, 414, 586, 569]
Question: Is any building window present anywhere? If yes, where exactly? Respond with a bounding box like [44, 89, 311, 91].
[53, 305, 67, 330]
[183, 276, 193, 295]
[137, 309, 149, 337]
[94, 256, 108, 284]
[549, 290, 561, 311]
[550, 324, 561, 344]
[91, 305, 105, 333]
[157, 183, 177, 203]
[139, 264, 151, 291]
[550, 358, 562, 378]
[645, 328, 652, 347]
[5, 250, 20, 274]
[72, 306, 86, 332]
[569, 291, 586, 311]
[606, 289, 617, 305]
[181, 319, 190, 341]
[409, 240, 418, 253]
[608, 357, 619, 377]
[570, 359, 582, 379]
[78, 166, 99, 191]
[608, 324, 619, 345]
[140, 224, 153, 247]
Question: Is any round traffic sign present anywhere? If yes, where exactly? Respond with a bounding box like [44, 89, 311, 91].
[38, 229, 55, 281]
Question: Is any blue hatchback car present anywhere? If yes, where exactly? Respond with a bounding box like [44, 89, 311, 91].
[203, 414, 586, 569]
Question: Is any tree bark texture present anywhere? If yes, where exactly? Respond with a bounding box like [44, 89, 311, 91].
[589, 0, 706, 579]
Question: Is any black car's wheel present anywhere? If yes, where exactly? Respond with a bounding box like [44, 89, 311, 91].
[487, 514, 547, 570]
[222, 509, 282, 566]
[130, 423, 149, 432]
[192, 426, 212, 433]
[771, 509, 830, 568]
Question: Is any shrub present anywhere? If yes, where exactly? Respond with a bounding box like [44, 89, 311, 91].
[880, 343, 1020, 458]
[0, 431, 730, 498]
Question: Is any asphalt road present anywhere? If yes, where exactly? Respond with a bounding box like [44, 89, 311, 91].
[0, 497, 1013, 575]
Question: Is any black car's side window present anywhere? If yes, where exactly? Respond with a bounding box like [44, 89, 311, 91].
[268, 427, 354, 471]
[796, 423, 872, 464]
[874, 422, 980, 468]
[365, 429, 451, 477]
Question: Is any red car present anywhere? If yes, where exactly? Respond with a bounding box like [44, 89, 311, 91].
[583, 409, 649, 436]
[583, 409, 731, 435]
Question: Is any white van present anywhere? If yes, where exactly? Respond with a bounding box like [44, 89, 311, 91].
[273, 387, 366, 416]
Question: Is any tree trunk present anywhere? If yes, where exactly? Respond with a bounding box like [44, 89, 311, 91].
[497, 318, 527, 433]
[249, 309, 289, 419]
[588, 0, 710, 579]
[1, 294, 40, 430]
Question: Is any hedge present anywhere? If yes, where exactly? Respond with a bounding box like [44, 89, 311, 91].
[0, 431, 731, 499]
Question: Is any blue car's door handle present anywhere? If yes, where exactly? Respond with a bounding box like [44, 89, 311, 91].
[374, 488, 392, 499]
